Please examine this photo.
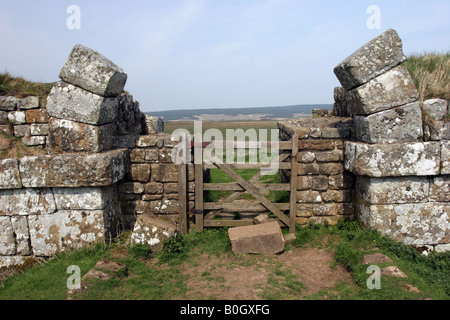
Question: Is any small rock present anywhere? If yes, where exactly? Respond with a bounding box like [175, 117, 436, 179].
[253, 214, 270, 225]
[381, 266, 407, 278]
[361, 252, 393, 265]
[403, 283, 420, 293]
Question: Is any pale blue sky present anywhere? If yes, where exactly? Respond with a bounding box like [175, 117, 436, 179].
[0, 0, 449, 111]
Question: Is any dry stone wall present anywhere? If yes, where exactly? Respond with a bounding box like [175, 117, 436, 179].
[278, 118, 355, 226]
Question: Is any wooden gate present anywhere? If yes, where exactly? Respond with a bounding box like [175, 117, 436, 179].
[192, 134, 299, 234]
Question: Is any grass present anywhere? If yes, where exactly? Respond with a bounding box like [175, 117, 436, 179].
[0, 72, 54, 99]
[403, 51, 450, 103]
[0, 132, 47, 160]
[1, 222, 448, 300]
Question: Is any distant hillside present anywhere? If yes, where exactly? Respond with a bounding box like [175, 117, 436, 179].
[144, 104, 332, 121]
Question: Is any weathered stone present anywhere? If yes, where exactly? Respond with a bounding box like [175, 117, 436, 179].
[298, 139, 335, 151]
[53, 186, 115, 210]
[228, 221, 285, 255]
[0, 256, 27, 269]
[346, 66, 419, 116]
[25, 109, 49, 124]
[358, 201, 449, 246]
[19, 149, 126, 188]
[442, 141, 450, 175]
[312, 176, 329, 191]
[296, 204, 314, 217]
[11, 216, 31, 255]
[0, 188, 56, 216]
[381, 266, 407, 278]
[319, 163, 342, 176]
[356, 176, 430, 204]
[321, 190, 353, 203]
[18, 96, 40, 110]
[429, 176, 450, 202]
[136, 135, 159, 147]
[30, 124, 49, 136]
[129, 214, 178, 250]
[333, 87, 350, 117]
[298, 163, 320, 175]
[151, 164, 178, 182]
[22, 136, 46, 147]
[0, 96, 17, 111]
[297, 190, 322, 203]
[59, 44, 127, 97]
[334, 29, 406, 90]
[46, 81, 118, 125]
[143, 182, 164, 194]
[315, 150, 342, 162]
[361, 252, 393, 265]
[435, 244, 450, 253]
[117, 94, 142, 135]
[313, 204, 337, 216]
[135, 199, 179, 214]
[298, 152, 315, 163]
[429, 121, 450, 141]
[113, 135, 138, 149]
[118, 182, 145, 194]
[129, 149, 146, 163]
[423, 99, 448, 120]
[7, 111, 26, 124]
[48, 118, 114, 153]
[0, 217, 15, 255]
[297, 176, 312, 191]
[145, 149, 159, 162]
[13, 125, 30, 137]
[309, 127, 321, 138]
[354, 101, 423, 143]
[328, 174, 354, 190]
[345, 141, 441, 177]
[253, 214, 271, 224]
[143, 115, 164, 134]
[128, 164, 151, 182]
[28, 209, 112, 256]
[0, 159, 22, 189]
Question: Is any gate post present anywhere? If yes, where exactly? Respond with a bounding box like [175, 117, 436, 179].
[289, 134, 299, 233]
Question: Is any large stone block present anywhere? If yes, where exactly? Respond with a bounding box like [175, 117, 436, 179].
[430, 176, 450, 202]
[0, 159, 22, 189]
[357, 201, 449, 246]
[346, 66, 419, 116]
[0, 188, 56, 216]
[0, 96, 17, 111]
[48, 118, 115, 153]
[11, 216, 31, 255]
[345, 141, 440, 177]
[117, 94, 142, 135]
[46, 81, 119, 125]
[0, 216, 15, 255]
[334, 29, 406, 90]
[129, 214, 178, 250]
[354, 101, 423, 143]
[28, 209, 109, 256]
[59, 44, 127, 97]
[19, 149, 126, 188]
[356, 176, 429, 205]
[53, 186, 115, 210]
[228, 221, 285, 255]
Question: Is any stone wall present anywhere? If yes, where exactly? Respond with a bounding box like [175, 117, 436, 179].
[278, 117, 355, 225]
[0, 95, 49, 148]
[334, 29, 449, 251]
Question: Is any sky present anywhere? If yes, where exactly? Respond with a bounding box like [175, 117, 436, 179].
[0, 0, 449, 112]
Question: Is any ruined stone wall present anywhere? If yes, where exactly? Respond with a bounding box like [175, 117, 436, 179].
[334, 29, 449, 251]
[0, 95, 49, 148]
[278, 117, 355, 225]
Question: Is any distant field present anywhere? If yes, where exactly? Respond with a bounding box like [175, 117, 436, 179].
[164, 121, 280, 139]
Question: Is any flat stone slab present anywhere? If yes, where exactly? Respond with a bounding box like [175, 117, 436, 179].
[53, 186, 115, 210]
[346, 66, 419, 116]
[228, 221, 285, 255]
[334, 29, 406, 91]
[358, 201, 449, 246]
[59, 44, 127, 97]
[46, 81, 119, 125]
[0, 188, 56, 216]
[0, 159, 22, 189]
[354, 101, 423, 144]
[361, 252, 393, 265]
[129, 214, 178, 250]
[381, 266, 407, 278]
[345, 141, 441, 177]
[19, 149, 127, 188]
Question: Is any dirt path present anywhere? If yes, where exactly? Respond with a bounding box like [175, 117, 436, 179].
[179, 247, 353, 300]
